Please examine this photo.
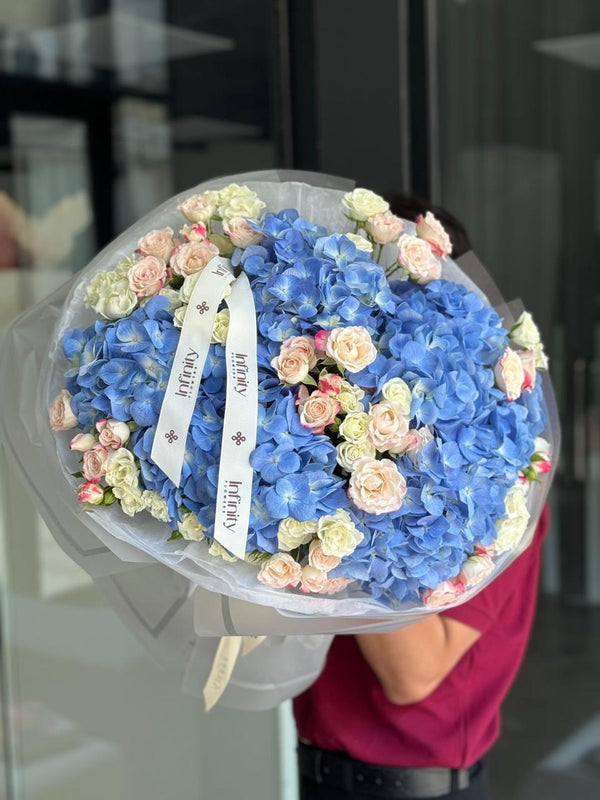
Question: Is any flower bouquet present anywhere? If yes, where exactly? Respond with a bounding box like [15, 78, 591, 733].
[0, 170, 559, 709]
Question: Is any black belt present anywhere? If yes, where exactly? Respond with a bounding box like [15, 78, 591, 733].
[298, 742, 479, 799]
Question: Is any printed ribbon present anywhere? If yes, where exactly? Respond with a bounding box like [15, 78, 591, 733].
[213, 271, 258, 559]
[151, 257, 258, 559]
[202, 635, 266, 712]
[151, 257, 235, 486]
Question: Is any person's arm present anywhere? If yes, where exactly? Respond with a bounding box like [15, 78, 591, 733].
[355, 615, 481, 705]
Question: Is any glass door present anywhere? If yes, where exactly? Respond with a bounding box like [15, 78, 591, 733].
[428, 2, 600, 797]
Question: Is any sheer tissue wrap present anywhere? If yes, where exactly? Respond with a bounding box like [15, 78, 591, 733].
[0, 170, 560, 710]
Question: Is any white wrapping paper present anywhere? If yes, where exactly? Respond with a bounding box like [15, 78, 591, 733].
[0, 170, 561, 710]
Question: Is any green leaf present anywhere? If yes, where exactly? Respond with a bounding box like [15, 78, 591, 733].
[531, 453, 547, 463]
[127, 421, 140, 432]
[301, 374, 318, 387]
[71, 471, 84, 478]
[246, 549, 271, 563]
[167, 530, 183, 541]
[102, 489, 116, 505]
[170, 274, 184, 290]
[209, 233, 234, 257]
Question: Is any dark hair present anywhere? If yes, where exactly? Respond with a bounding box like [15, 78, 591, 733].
[386, 193, 472, 258]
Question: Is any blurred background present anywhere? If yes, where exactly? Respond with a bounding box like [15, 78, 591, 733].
[0, 1, 599, 798]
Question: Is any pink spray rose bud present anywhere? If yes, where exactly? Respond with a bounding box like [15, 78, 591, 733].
[69, 433, 96, 451]
[365, 210, 405, 244]
[494, 347, 525, 402]
[78, 482, 104, 505]
[517, 349, 537, 393]
[96, 418, 130, 448]
[170, 240, 219, 277]
[423, 578, 466, 607]
[314, 330, 331, 356]
[223, 217, 264, 248]
[397, 235, 442, 284]
[137, 227, 174, 261]
[298, 390, 341, 434]
[415, 212, 452, 258]
[49, 389, 78, 431]
[181, 222, 207, 242]
[128, 255, 167, 298]
[319, 373, 344, 395]
[82, 445, 110, 482]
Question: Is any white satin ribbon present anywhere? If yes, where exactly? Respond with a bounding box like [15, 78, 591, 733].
[213, 272, 258, 559]
[151, 257, 234, 486]
[203, 635, 266, 711]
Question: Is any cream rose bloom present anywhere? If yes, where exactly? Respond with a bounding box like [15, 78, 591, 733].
[217, 185, 265, 223]
[127, 256, 167, 298]
[494, 347, 525, 402]
[397, 235, 442, 284]
[365, 211, 405, 244]
[208, 540, 237, 562]
[96, 418, 130, 448]
[113, 485, 146, 516]
[349, 457, 407, 514]
[326, 326, 377, 372]
[494, 484, 530, 554]
[298, 389, 341, 433]
[85, 271, 138, 320]
[178, 191, 219, 223]
[381, 378, 412, 417]
[281, 335, 318, 368]
[458, 553, 495, 588]
[317, 509, 364, 558]
[170, 240, 219, 277]
[257, 553, 302, 588]
[223, 217, 264, 248]
[416, 212, 452, 258]
[337, 381, 365, 413]
[345, 233, 373, 253]
[142, 490, 170, 522]
[300, 565, 328, 593]
[82, 446, 110, 482]
[423, 579, 465, 607]
[177, 510, 206, 541]
[277, 518, 317, 551]
[104, 447, 139, 489]
[49, 389, 78, 431]
[308, 540, 341, 571]
[137, 227, 174, 261]
[367, 401, 410, 452]
[339, 411, 370, 443]
[211, 309, 230, 344]
[336, 439, 376, 471]
[271, 351, 310, 385]
[342, 188, 389, 222]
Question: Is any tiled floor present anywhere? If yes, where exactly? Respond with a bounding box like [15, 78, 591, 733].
[488, 595, 600, 799]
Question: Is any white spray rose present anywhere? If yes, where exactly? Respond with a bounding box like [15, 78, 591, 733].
[494, 483, 530, 554]
[317, 509, 364, 558]
[177, 510, 206, 541]
[339, 412, 370, 443]
[104, 447, 139, 489]
[211, 309, 230, 344]
[277, 518, 318, 551]
[381, 378, 412, 417]
[113, 485, 146, 516]
[345, 233, 373, 253]
[208, 540, 237, 561]
[336, 439, 376, 471]
[342, 188, 389, 222]
[142, 491, 170, 523]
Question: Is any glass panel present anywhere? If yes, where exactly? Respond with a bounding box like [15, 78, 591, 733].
[0, 2, 283, 799]
[430, 2, 600, 797]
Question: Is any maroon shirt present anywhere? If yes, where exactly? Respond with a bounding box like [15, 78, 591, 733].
[294, 506, 549, 769]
